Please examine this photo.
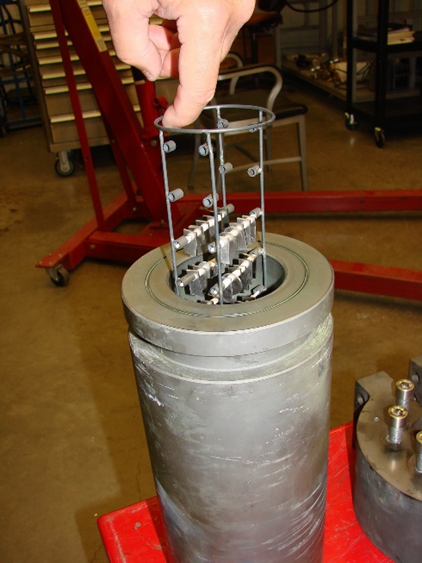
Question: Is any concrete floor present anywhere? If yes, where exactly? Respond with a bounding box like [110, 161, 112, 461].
[1, 81, 421, 562]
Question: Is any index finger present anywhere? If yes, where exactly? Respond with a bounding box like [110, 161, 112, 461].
[162, 6, 233, 127]
[103, 0, 163, 80]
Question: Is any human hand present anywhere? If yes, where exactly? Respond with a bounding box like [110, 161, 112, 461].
[103, 0, 255, 127]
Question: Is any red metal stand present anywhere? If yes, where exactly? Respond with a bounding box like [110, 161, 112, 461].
[98, 423, 392, 563]
[38, 0, 197, 276]
[37, 0, 422, 302]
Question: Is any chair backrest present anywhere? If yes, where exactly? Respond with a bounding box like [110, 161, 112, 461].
[258, 0, 287, 13]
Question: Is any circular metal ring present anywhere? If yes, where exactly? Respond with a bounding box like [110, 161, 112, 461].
[122, 233, 334, 356]
[154, 104, 276, 135]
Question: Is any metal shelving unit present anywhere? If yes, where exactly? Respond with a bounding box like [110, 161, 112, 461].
[18, 0, 144, 174]
[345, 0, 422, 146]
[0, 0, 40, 133]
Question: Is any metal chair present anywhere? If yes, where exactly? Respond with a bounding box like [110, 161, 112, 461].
[188, 64, 308, 191]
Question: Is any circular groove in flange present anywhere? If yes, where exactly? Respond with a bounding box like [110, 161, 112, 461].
[122, 233, 334, 356]
[144, 249, 303, 319]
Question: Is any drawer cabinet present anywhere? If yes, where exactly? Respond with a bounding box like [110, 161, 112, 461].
[19, 0, 142, 172]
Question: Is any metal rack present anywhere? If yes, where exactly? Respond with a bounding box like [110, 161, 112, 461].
[345, 0, 422, 146]
[0, 0, 40, 133]
[18, 0, 149, 174]
[155, 104, 275, 305]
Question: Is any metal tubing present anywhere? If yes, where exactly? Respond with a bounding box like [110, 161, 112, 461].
[158, 130, 180, 294]
[216, 107, 227, 207]
[206, 132, 224, 305]
[257, 109, 267, 288]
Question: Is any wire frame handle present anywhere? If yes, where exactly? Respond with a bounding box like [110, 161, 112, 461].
[155, 104, 276, 304]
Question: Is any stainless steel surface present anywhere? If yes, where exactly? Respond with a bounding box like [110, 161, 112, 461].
[396, 379, 415, 410]
[416, 431, 422, 473]
[387, 405, 408, 444]
[122, 233, 333, 357]
[123, 236, 333, 562]
[122, 105, 334, 563]
[353, 360, 422, 563]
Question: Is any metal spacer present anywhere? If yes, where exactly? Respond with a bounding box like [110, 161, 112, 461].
[217, 118, 229, 129]
[387, 405, 408, 445]
[396, 379, 415, 410]
[219, 162, 233, 175]
[163, 140, 177, 153]
[198, 143, 210, 156]
[202, 194, 219, 208]
[250, 207, 262, 218]
[168, 188, 184, 202]
[248, 165, 261, 178]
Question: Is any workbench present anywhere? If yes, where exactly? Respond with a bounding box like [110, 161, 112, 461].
[98, 423, 393, 563]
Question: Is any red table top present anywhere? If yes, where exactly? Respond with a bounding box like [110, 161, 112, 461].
[98, 423, 392, 562]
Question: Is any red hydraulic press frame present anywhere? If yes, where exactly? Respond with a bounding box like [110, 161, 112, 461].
[37, 0, 422, 301]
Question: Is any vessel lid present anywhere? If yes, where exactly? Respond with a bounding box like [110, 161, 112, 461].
[122, 233, 334, 356]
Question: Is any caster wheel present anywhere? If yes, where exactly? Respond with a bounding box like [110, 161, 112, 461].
[55, 157, 75, 177]
[46, 266, 70, 287]
[345, 112, 359, 130]
[374, 127, 386, 148]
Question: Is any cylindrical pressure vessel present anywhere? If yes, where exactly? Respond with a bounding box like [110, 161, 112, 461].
[122, 233, 334, 563]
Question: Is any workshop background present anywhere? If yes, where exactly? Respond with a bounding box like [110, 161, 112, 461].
[1, 1, 422, 562]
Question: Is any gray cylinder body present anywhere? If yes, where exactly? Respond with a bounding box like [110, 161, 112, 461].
[122, 233, 334, 563]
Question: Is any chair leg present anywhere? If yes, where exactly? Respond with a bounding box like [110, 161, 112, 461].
[297, 115, 309, 191]
[265, 127, 272, 161]
[264, 126, 274, 172]
[188, 130, 201, 190]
